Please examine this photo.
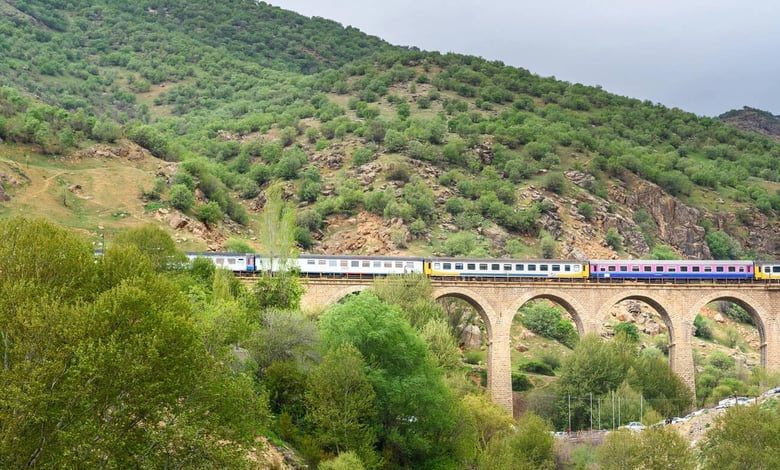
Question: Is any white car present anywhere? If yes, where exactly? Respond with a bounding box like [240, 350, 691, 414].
[621, 422, 646, 431]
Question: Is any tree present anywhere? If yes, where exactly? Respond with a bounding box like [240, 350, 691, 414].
[112, 224, 186, 271]
[0, 218, 266, 468]
[168, 183, 194, 211]
[319, 292, 472, 468]
[259, 183, 297, 271]
[701, 404, 780, 469]
[598, 427, 694, 470]
[197, 201, 223, 226]
[477, 413, 555, 470]
[305, 344, 378, 466]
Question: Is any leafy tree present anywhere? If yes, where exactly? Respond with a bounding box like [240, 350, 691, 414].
[305, 344, 379, 466]
[318, 451, 366, 470]
[198, 201, 223, 226]
[112, 224, 187, 271]
[0, 218, 265, 468]
[319, 292, 472, 468]
[253, 274, 304, 311]
[259, 183, 297, 271]
[168, 183, 194, 211]
[701, 402, 780, 469]
[461, 393, 514, 453]
[706, 230, 743, 260]
[613, 322, 639, 342]
[605, 227, 623, 250]
[598, 427, 694, 470]
[477, 413, 555, 470]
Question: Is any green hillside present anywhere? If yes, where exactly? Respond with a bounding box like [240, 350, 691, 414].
[2, 0, 780, 260]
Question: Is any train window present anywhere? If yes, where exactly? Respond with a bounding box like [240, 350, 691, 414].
[479, 263, 488, 270]
[668, 267, 676, 272]
[552, 265, 561, 272]
[319, 259, 327, 265]
[227, 258, 236, 265]
[774, 266, 780, 273]
[704, 267, 712, 272]
[642, 266, 650, 272]
[215, 258, 224, 265]
[631, 266, 640, 272]
[395, 262, 403, 268]
[728, 266, 735, 273]
[599, 266, 606, 272]
[681, 266, 688, 272]
[384, 261, 392, 268]
[491, 264, 500, 271]
[716, 267, 724, 273]
[692, 266, 700, 272]
[433, 263, 441, 269]
[351, 261, 359, 267]
[443, 263, 452, 270]
[467, 263, 476, 270]
[373, 261, 381, 268]
[307, 259, 315, 265]
[362, 261, 370, 268]
[329, 260, 337, 267]
[504, 264, 512, 271]
[406, 262, 414, 269]
[656, 266, 664, 272]
[565, 265, 572, 272]
[516, 264, 524, 271]
[340, 260, 348, 268]
[528, 264, 537, 271]
[455, 263, 463, 270]
[539, 264, 548, 271]
[608, 266, 616, 272]
[620, 266, 628, 272]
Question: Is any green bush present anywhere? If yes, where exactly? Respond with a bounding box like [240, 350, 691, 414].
[520, 360, 555, 376]
[577, 202, 594, 221]
[512, 372, 533, 391]
[168, 184, 194, 212]
[694, 314, 713, 340]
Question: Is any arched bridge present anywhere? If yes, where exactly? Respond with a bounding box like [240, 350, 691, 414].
[296, 277, 780, 413]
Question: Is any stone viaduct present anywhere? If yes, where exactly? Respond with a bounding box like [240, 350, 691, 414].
[296, 277, 780, 413]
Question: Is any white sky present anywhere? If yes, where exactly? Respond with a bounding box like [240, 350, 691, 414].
[270, 0, 780, 117]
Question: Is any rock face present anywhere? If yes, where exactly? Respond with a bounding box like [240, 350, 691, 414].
[610, 179, 711, 258]
[459, 324, 482, 349]
[719, 106, 780, 142]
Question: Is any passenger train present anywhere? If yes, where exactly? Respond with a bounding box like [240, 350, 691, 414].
[185, 252, 780, 282]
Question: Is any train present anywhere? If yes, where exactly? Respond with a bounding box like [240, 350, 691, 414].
[185, 252, 780, 282]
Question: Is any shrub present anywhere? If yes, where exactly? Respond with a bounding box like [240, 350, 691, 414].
[694, 314, 713, 340]
[512, 372, 533, 391]
[520, 360, 555, 376]
[614, 322, 640, 342]
[197, 201, 223, 226]
[577, 202, 594, 221]
[168, 184, 194, 212]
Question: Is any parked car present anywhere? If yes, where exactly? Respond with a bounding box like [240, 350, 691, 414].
[621, 422, 646, 431]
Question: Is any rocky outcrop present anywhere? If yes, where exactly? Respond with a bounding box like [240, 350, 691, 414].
[610, 179, 711, 258]
[719, 107, 780, 142]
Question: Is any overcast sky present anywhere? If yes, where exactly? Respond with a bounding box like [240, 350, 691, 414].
[270, 0, 780, 117]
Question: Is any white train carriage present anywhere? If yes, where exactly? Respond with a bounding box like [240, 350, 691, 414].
[297, 254, 425, 277]
[186, 252, 257, 272]
[425, 257, 589, 280]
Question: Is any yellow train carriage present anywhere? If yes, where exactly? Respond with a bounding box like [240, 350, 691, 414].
[755, 262, 780, 280]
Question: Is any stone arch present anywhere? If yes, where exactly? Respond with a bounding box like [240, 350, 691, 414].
[322, 285, 371, 308]
[507, 290, 588, 336]
[596, 291, 676, 344]
[689, 290, 767, 367]
[431, 287, 497, 338]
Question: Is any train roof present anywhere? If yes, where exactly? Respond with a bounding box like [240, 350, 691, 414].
[590, 259, 753, 265]
[429, 257, 586, 263]
[297, 254, 425, 261]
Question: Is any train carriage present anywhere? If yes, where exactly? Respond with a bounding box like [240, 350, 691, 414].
[186, 252, 257, 272]
[589, 259, 754, 280]
[425, 258, 589, 280]
[755, 262, 780, 280]
[296, 254, 424, 277]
